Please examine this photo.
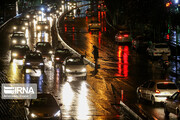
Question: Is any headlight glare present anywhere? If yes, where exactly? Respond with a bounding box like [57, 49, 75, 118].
[31, 113, 37, 118]
[66, 69, 71, 72]
[54, 110, 61, 117]
[81, 68, 86, 72]
[21, 40, 26, 44]
[12, 40, 17, 44]
[39, 63, 44, 66]
[12, 53, 17, 57]
[26, 62, 30, 65]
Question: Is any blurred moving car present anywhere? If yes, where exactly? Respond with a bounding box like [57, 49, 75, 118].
[85, 8, 95, 16]
[11, 32, 27, 46]
[20, 17, 29, 27]
[36, 21, 49, 32]
[88, 20, 101, 31]
[24, 93, 62, 120]
[115, 31, 131, 43]
[62, 56, 87, 80]
[35, 42, 53, 60]
[137, 80, 178, 105]
[10, 44, 30, 62]
[54, 48, 73, 66]
[147, 43, 171, 57]
[23, 51, 45, 73]
[64, 13, 75, 22]
[164, 91, 180, 119]
[132, 36, 151, 51]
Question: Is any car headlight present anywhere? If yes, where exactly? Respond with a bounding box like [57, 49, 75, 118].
[81, 68, 86, 72]
[54, 110, 61, 117]
[25, 23, 28, 26]
[22, 27, 25, 30]
[13, 26, 17, 30]
[12, 40, 17, 44]
[66, 69, 71, 72]
[39, 63, 44, 66]
[45, 26, 48, 29]
[36, 50, 41, 52]
[31, 113, 37, 118]
[56, 57, 60, 60]
[26, 62, 30, 65]
[37, 26, 41, 30]
[21, 40, 26, 44]
[26, 15, 30, 18]
[49, 51, 53, 54]
[12, 53, 17, 57]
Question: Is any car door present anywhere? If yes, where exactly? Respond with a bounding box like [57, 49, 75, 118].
[171, 93, 180, 115]
[140, 81, 150, 99]
[166, 92, 179, 114]
[146, 81, 155, 100]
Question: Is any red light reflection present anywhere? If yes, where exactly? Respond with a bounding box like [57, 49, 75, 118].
[115, 46, 129, 77]
[64, 24, 67, 32]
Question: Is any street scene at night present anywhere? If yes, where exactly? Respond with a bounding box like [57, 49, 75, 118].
[0, 0, 180, 120]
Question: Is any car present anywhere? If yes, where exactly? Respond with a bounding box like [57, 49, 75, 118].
[35, 42, 53, 60]
[11, 32, 27, 46]
[137, 80, 178, 105]
[54, 48, 73, 66]
[115, 31, 131, 43]
[23, 51, 45, 73]
[88, 20, 101, 31]
[62, 56, 87, 80]
[24, 93, 62, 120]
[36, 21, 49, 32]
[64, 13, 75, 22]
[164, 91, 180, 118]
[85, 8, 95, 16]
[98, 3, 107, 11]
[147, 43, 171, 57]
[132, 36, 151, 51]
[10, 44, 30, 62]
[20, 17, 29, 27]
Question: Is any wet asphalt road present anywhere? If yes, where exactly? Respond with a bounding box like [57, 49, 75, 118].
[0, 7, 179, 120]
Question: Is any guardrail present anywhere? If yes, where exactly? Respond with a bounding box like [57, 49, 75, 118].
[0, 14, 21, 30]
[55, 4, 95, 68]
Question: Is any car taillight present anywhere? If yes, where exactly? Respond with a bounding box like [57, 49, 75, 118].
[118, 36, 122, 39]
[98, 5, 100, 8]
[155, 90, 160, 94]
[124, 34, 129, 37]
[98, 23, 101, 26]
[89, 24, 92, 26]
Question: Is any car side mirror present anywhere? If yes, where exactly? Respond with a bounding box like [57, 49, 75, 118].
[167, 96, 171, 100]
[24, 105, 29, 108]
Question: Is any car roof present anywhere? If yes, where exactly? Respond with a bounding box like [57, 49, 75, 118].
[149, 79, 175, 83]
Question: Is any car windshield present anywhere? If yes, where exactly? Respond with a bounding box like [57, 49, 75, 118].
[30, 97, 56, 107]
[37, 43, 51, 48]
[26, 53, 42, 60]
[13, 45, 29, 49]
[155, 45, 168, 48]
[13, 33, 25, 37]
[157, 83, 177, 89]
[66, 58, 83, 65]
[56, 49, 69, 54]
[38, 21, 47, 25]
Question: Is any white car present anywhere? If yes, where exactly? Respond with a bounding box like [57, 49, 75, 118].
[147, 43, 171, 57]
[62, 56, 87, 80]
[137, 80, 178, 105]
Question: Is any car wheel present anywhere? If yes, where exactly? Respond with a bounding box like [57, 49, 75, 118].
[164, 105, 170, 117]
[151, 96, 156, 105]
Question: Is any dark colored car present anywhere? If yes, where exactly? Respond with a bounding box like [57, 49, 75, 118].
[35, 42, 53, 60]
[54, 48, 73, 66]
[23, 51, 45, 73]
[10, 44, 30, 62]
[24, 93, 62, 120]
[132, 36, 151, 51]
[36, 21, 49, 32]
